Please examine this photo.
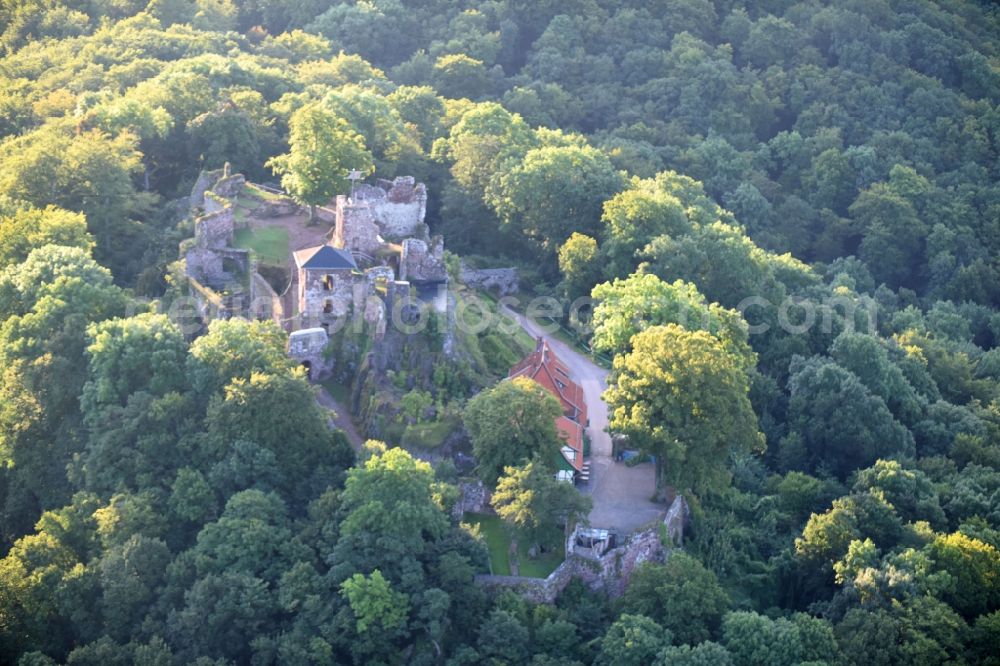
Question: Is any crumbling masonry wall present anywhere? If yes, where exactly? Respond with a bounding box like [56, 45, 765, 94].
[334, 177, 429, 259]
[194, 207, 235, 249]
[474, 496, 690, 603]
[335, 196, 381, 260]
[474, 525, 668, 604]
[459, 264, 519, 296]
[400, 236, 447, 283]
[350, 176, 428, 240]
[182, 169, 253, 317]
[211, 173, 246, 199]
[185, 205, 251, 289]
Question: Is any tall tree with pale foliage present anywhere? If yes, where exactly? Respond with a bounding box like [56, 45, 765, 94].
[266, 102, 373, 220]
[604, 324, 763, 494]
[491, 461, 591, 554]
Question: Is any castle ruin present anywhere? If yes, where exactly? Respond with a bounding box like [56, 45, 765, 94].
[292, 175, 448, 378]
[182, 168, 263, 321]
[180, 170, 453, 381]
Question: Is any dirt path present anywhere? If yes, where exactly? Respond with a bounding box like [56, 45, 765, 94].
[500, 304, 665, 533]
[316, 386, 365, 452]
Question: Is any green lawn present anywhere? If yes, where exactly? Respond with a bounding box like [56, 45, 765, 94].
[402, 418, 455, 449]
[464, 513, 564, 578]
[234, 226, 289, 264]
[473, 288, 611, 368]
[472, 288, 536, 354]
[519, 539, 564, 578]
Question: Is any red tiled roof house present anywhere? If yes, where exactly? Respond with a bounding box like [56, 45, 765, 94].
[509, 338, 589, 473]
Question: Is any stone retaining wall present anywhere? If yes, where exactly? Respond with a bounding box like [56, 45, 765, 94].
[252, 200, 300, 218]
[459, 264, 519, 296]
[475, 519, 672, 603]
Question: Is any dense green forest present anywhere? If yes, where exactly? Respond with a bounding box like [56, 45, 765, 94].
[1, 0, 1000, 663]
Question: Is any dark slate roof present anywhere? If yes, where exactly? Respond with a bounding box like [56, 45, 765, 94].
[298, 245, 357, 271]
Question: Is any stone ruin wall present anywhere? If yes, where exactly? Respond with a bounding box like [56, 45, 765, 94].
[211, 173, 246, 199]
[190, 166, 245, 208]
[363, 289, 387, 341]
[183, 170, 253, 317]
[202, 192, 227, 215]
[474, 525, 668, 604]
[337, 177, 428, 251]
[377, 177, 426, 239]
[217, 248, 250, 275]
[186, 204, 250, 290]
[253, 198, 299, 218]
[189, 168, 224, 209]
[194, 206, 235, 250]
[185, 248, 224, 288]
[452, 481, 491, 519]
[374, 201, 428, 240]
[288, 328, 333, 380]
[459, 264, 519, 296]
[663, 494, 690, 546]
[474, 495, 691, 603]
[361, 267, 396, 340]
[335, 196, 381, 259]
[252, 271, 283, 324]
[400, 236, 447, 283]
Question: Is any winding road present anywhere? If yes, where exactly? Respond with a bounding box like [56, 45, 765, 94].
[499, 305, 665, 534]
[312, 299, 665, 533]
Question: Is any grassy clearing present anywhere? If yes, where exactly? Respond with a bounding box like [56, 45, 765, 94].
[467, 513, 510, 575]
[464, 513, 564, 578]
[471, 288, 536, 354]
[518, 539, 564, 578]
[234, 226, 289, 264]
[471, 287, 611, 367]
[402, 418, 455, 449]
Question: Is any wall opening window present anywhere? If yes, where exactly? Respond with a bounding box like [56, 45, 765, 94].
[323, 275, 334, 290]
[323, 300, 333, 314]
